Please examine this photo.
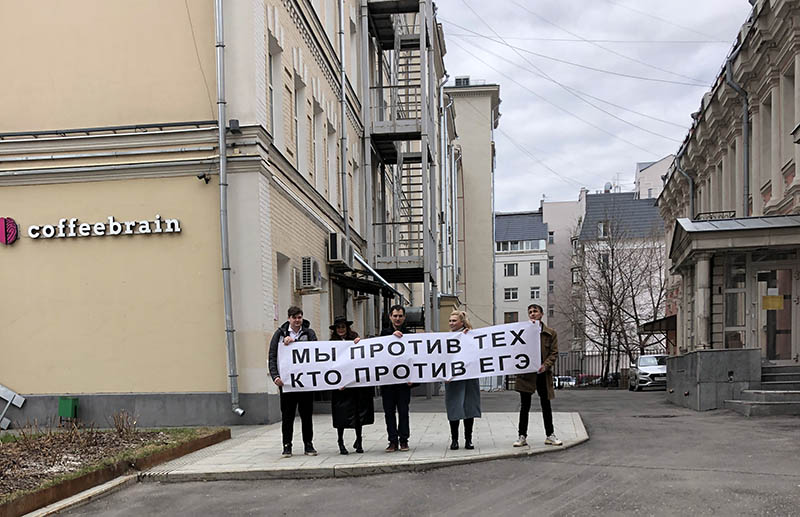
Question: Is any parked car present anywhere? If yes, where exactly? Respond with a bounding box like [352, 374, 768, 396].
[628, 354, 667, 391]
[553, 376, 575, 389]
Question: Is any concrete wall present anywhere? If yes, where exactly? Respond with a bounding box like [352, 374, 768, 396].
[666, 348, 761, 410]
[451, 90, 497, 328]
[5, 393, 279, 427]
[542, 200, 581, 347]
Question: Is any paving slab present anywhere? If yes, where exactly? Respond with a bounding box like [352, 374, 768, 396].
[141, 411, 587, 481]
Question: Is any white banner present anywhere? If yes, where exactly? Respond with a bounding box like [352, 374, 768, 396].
[279, 321, 541, 392]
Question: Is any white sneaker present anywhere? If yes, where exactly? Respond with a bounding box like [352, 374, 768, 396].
[545, 434, 563, 446]
[512, 435, 528, 447]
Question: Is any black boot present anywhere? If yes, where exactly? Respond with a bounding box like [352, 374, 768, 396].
[353, 426, 364, 453]
[449, 420, 459, 450]
[464, 418, 474, 450]
[337, 428, 348, 455]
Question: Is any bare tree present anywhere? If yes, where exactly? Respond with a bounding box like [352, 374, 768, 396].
[561, 210, 666, 379]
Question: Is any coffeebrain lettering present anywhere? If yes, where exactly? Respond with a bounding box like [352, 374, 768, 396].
[0, 217, 18, 245]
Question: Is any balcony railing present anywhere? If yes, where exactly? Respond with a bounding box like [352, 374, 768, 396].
[694, 210, 736, 221]
[371, 85, 422, 125]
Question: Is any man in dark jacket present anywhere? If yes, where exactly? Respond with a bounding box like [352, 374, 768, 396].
[513, 303, 562, 447]
[269, 305, 319, 458]
[380, 304, 413, 452]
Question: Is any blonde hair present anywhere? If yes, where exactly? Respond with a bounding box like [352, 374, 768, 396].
[449, 310, 473, 330]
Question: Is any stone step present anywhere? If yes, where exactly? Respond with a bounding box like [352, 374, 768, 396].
[762, 365, 800, 374]
[737, 390, 800, 402]
[723, 399, 800, 417]
[761, 381, 800, 391]
[762, 373, 800, 383]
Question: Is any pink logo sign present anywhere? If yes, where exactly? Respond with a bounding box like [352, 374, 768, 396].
[0, 217, 19, 245]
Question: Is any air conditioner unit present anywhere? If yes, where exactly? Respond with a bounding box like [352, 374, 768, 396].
[296, 256, 322, 291]
[327, 232, 354, 270]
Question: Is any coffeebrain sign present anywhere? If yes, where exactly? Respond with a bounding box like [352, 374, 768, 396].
[26, 215, 181, 240]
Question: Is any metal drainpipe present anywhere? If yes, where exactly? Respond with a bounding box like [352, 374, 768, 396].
[338, 0, 350, 244]
[675, 147, 695, 220]
[215, 0, 244, 417]
[725, 44, 749, 217]
[438, 75, 450, 293]
[453, 150, 461, 294]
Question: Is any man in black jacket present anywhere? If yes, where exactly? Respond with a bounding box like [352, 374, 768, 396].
[380, 305, 413, 452]
[269, 305, 318, 458]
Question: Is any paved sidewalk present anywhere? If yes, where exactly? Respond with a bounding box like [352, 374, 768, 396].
[142, 411, 587, 481]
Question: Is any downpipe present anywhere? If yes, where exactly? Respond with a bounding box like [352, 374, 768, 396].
[675, 146, 694, 220]
[338, 0, 350, 244]
[215, 0, 244, 418]
[725, 43, 749, 217]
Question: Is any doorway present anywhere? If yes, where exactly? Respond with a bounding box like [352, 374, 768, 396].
[754, 267, 798, 363]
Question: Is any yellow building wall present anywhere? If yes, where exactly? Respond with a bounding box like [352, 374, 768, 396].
[0, 176, 226, 394]
[0, 0, 216, 132]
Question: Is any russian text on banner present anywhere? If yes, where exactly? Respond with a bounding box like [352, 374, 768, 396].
[279, 321, 542, 392]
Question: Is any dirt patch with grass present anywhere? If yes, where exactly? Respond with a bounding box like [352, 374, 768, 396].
[0, 416, 224, 508]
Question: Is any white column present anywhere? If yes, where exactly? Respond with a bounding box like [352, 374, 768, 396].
[794, 54, 800, 189]
[734, 134, 744, 217]
[751, 107, 763, 215]
[694, 254, 712, 350]
[770, 87, 783, 207]
[721, 146, 732, 212]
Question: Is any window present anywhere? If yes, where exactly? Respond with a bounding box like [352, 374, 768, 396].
[504, 288, 518, 301]
[548, 231, 554, 244]
[548, 306, 554, 318]
[598, 221, 607, 238]
[548, 256, 554, 269]
[496, 240, 546, 252]
[504, 263, 518, 277]
[504, 312, 518, 323]
[531, 262, 540, 275]
[647, 188, 653, 199]
[571, 237, 578, 252]
[600, 253, 609, 267]
[530, 287, 540, 299]
[572, 269, 580, 284]
[573, 325, 580, 339]
[548, 281, 554, 293]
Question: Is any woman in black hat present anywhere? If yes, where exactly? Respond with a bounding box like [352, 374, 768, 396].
[329, 316, 375, 454]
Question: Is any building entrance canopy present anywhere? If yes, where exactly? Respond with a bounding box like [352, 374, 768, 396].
[669, 215, 800, 270]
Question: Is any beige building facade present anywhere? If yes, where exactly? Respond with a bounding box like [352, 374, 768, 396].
[445, 79, 501, 329]
[659, 0, 800, 412]
[0, 0, 456, 426]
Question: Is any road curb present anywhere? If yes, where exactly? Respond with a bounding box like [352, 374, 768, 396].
[140, 433, 589, 482]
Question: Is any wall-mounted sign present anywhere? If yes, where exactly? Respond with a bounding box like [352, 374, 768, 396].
[26, 215, 181, 240]
[0, 217, 19, 245]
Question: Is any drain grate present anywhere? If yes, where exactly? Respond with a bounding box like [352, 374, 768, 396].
[633, 414, 678, 419]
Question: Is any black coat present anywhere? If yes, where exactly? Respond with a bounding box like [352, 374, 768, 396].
[329, 331, 375, 428]
[268, 319, 318, 381]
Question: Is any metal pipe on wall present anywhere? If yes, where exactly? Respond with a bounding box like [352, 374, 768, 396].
[675, 146, 694, 220]
[215, 0, 244, 417]
[338, 0, 350, 245]
[725, 44, 749, 218]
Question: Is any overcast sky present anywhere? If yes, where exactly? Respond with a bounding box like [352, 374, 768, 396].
[436, 0, 754, 210]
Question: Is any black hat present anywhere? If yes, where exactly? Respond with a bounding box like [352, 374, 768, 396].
[329, 316, 353, 330]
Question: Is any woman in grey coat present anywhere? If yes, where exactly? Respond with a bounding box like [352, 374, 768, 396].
[445, 310, 481, 450]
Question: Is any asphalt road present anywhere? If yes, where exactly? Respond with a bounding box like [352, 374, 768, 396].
[66, 389, 800, 516]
